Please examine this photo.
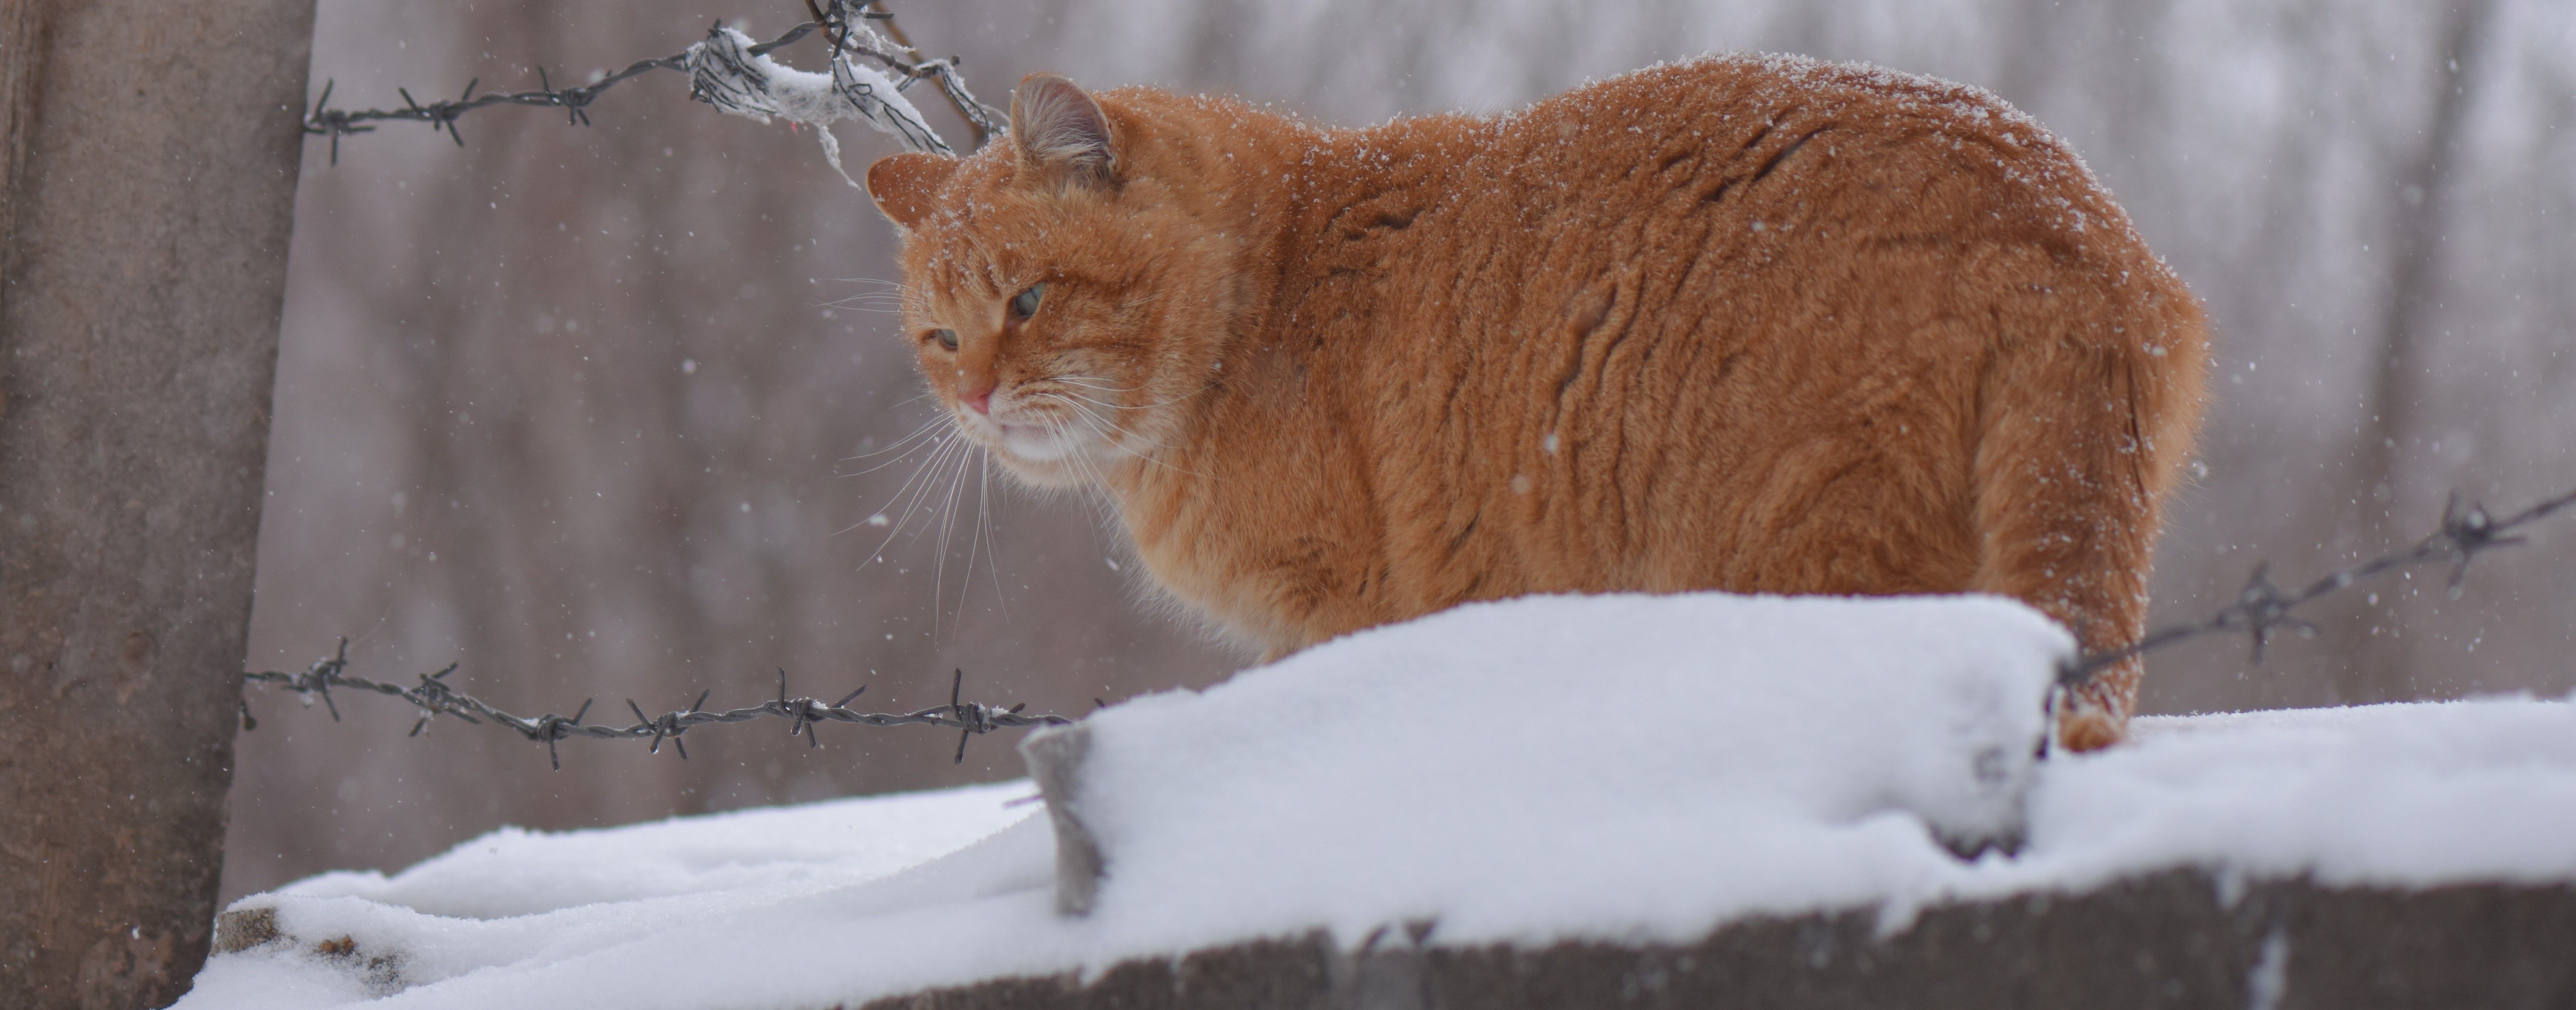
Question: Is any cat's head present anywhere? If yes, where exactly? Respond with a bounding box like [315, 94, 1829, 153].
[864, 74, 1249, 488]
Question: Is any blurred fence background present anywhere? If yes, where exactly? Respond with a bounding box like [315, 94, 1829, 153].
[225, 0, 2576, 901]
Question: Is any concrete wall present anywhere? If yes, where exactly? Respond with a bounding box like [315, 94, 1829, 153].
[859, 871, 2576, 1010]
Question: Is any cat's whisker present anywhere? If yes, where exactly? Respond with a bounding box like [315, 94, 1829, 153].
[1056, 394, 1180, 452]
[1051, 376, 1143, 393]
[817, 286, 937, 317]
[844, 414, 956, 464]
[866, 427, 960, 510]
[930, 434, 978, 633]
[833, 448, 941, 537]
[894, 437, 977, 635]
[1049, 376, 1219, 412]
[1036, 415, 1094, 485]
[814, 278, 938, 318]
[1047, 389, 1148, 412]
[948, 441, 989, 620]
[842, 425, 958, 476]
[1030, 392, 1121, 440]
[1053, 395, 1205, 479]
[901, 435, 973, 551]
[1039, 393, 1119, 437]
[858, 428, 969, 557]
[843, 440, 936, 478]
[977, 449, 1010, 620]
[886, 433, 971, 535]
[817, 281, 917, 303]
[824, 296, 917, 312]
[1048, 416, 1124, 522]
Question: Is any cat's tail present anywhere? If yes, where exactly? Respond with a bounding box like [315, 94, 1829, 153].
[1965, 261, 2210, 752]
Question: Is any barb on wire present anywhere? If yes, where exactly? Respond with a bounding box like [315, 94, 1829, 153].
[302, 27, 801, 163]
[242, 640, 1071, 770]
[807, 0, 1006, 149]
[302, 1, 1003, 172]
[2062, 484, 2576, 685]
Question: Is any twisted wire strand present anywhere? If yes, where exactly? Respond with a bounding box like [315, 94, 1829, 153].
[238, 484, 2572, 768]
[2060, 484, 2576, 685]
[242, 649, 1069, 770]
[302, 1, 997, 164]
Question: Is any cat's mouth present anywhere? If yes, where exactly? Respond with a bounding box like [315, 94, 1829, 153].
[958, 387, 1128, 472]
[996, 422, 1076, 461]
[956, 405, 1086, 464]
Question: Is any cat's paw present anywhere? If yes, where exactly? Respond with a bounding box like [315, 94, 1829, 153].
[2055, 710, 2129, 753]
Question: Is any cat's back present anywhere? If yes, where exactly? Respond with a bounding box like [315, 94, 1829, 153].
[1303, 54, 2186, 397]
[1284, 53, 2204, 640]
[1430, 54, 2146, 282]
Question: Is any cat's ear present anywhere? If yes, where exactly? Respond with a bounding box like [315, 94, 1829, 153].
[866, 152, 960, 231]
[1010, 73, 1118, 190]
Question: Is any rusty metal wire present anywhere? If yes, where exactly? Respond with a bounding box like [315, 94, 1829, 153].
[302, 1, 1002, 166]
[2062, 485, 2576, 685]
[241, 643, 1070, 770]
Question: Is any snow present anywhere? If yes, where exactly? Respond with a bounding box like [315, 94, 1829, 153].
[182, 592, 2576, 1010]
[1060, 591, 2060, 943]
[685, 26, 945, 187]
[2039, 700, 2576, 890]
[271, 779, 1038, 920]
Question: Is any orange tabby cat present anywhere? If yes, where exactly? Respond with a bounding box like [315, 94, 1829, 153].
[865, 55, 2208, 751]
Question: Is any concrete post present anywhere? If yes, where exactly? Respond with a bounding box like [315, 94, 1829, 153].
[0, 1, 313, 1004]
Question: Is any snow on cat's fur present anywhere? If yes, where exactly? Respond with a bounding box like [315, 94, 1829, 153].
[865, 57, 2209, 749]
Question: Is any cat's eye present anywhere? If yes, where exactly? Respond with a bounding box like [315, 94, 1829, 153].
[1009, 284, 1045, 320]
[928, 328, 958, 351]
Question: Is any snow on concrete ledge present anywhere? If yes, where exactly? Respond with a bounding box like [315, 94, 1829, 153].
[1036, 591, 2064, 928]
[180, 592, 2576, 1010]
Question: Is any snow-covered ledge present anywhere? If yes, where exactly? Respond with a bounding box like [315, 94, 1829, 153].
[182, 594, 2576, 1010]
[1017, 593, 2059, 925]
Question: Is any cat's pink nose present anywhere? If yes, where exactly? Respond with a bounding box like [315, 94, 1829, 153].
[959, 383, 994, 414]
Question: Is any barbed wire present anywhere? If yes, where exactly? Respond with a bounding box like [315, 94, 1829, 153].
[302, 0, 1005, 170]
[2060, 484, 2576, 685]
[240, 644, 1070, 770]
[241, 481, 2571, 768]
[243, 483, 2572, 768]
[803, 0, 1006, 149]
[302, 24, 796, 163]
